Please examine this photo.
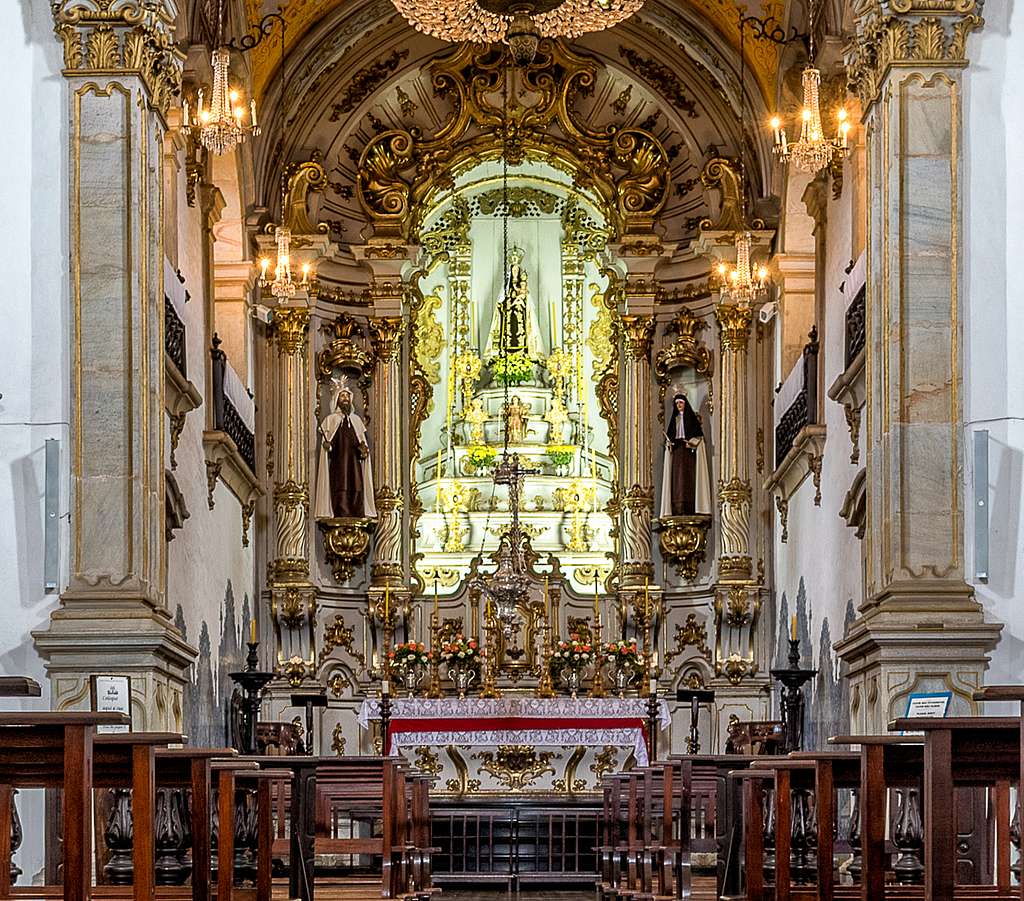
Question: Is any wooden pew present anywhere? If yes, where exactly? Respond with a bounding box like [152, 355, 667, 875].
[0, 679, 41, 698]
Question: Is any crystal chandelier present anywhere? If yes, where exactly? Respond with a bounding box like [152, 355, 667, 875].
[390, 0, 643, 64]
[183, 1, 259, 155]
[770, 67, 849, 173]
[716, 231, 768, 307]
[259, 227, 311, 301]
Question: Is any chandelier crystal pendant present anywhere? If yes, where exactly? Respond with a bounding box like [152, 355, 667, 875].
[770, 67, 849, 174]
[182, 0, 259, 155]
[390, 0, 643, 64]
[259, 227, 311, 301]
[716, 231, 768, 308]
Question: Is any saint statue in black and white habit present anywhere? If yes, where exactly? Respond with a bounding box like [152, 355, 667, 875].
[314, 382, 377, 519]
[659, 392, 711, 516]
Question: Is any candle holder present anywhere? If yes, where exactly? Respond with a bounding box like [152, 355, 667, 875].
[479, 605, 502, 699]
[676, 687, 716, 754]
[228, 642, 274, 754]
[589, 617, 606, 698]
[770, 637, 817, 753]
[426, 617, 444, 699]
[535, 608, 556, 698]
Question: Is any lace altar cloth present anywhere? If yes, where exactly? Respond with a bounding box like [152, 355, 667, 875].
[358, 696, 670, 767]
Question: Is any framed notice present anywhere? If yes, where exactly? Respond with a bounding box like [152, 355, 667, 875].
[89, 674, 132, 733]
[901, 690, 951, 735]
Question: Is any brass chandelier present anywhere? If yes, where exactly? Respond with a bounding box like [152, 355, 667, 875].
[259, 227, 311, 301]
[184, 0, 258, 155]
[390, 0, 643, 64]
[716, 231, 768, 308]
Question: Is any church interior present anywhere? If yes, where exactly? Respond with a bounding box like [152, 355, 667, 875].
[2, 0, 1024, 897]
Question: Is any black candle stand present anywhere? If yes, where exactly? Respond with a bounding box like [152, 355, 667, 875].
[229, 641, 274, 754]
[290, 690, 328, 756]
[770, 637, 817, 753]
[676, 687, 716, 754]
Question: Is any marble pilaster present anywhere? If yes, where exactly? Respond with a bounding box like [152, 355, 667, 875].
[835, 0, 1001, 730]
[32, 0, 196, 729]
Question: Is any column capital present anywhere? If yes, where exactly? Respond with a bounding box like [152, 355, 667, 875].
[715, 304, 753, 352]
[273, 306, 310, 355]
[50, 0, 183, 114]
[369, 316, 404, 364]
[620, 314, 655, 362]
[845, 3, 983, 109]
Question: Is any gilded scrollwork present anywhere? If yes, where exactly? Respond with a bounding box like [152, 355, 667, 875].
[283, 154, 330, 236]
[473, 746, 559, 792]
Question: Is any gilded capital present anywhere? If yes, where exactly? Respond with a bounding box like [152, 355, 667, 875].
[274, 307, 311, 355]
[845, 4, 983, 107]
[50, 0, 183, 114]
[369, 316, 404, 364]
[715, 304, 753, 352]
[620, 314, 655, 362]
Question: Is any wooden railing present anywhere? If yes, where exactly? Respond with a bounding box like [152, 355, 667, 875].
[165, 295, 187, 377]
[844, 284, 866, 369]
[774, 327, 819, 469]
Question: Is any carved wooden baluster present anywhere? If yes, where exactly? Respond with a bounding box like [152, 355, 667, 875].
[233, 787, 258, 884]
[763, 786, 776, 883]
[103, 788, 134, 885]
[892, 788, 924, 884]
[790, 788, 817, 884]
[210, 788, 219, 881]
[10, 789, 21, 885]
[176, 790, 193, 883]
[155, 788, 190, 885]
[846, 788, 862, 883]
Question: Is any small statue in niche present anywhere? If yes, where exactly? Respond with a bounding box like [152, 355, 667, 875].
[503, 396, 531, 444]
[660, 392, 711, 516]
[463, 397, 488, 445]
[314, 381, 377, 519]
[484, 245, 543, 360]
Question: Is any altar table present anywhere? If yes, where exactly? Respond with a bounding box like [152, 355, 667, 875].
[358, 697, 670, 791]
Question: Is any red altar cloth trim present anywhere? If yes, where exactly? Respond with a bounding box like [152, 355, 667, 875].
[385, 715, 649, 756]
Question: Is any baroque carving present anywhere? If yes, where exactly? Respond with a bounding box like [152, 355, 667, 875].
[51, 0, 183, 114]
[698, 158, 746, 233]
[845, 8, 983, 106]
[716, 304, 753, 352]
[620, 315, 655, 362]
[274, 307, 311, 355]
[665, 613, 712, 666]
[412, 288, 445, 384]
[318, 517, 374, 583]
[356, 41, 669, 241]
[617, 46, 698, 118]
[369, 316, 404, 364]
[473, 746, 558, 791]
[329, 49, 410, 120]
[283, 154, 330, 236]
[655, 514, 712, 580]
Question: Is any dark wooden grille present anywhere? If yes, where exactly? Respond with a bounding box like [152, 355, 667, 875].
[774, 327, 819, 469]
[210, 335, 256, 473]
[844, 284, 866, 369]
[165, 296, 187, 377]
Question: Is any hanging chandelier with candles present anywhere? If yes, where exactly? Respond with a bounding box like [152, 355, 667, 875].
[716, 231, 769, 308]
[259, 226, 311, 301]
[770, 66, 848, 173]
[390, 0, 643, 65]
[183, 1, 259, 155]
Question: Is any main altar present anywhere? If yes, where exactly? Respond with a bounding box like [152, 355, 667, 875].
[359, 696, 670, 794]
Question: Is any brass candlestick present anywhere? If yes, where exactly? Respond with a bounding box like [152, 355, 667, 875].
[639, 580, 656, 697]
[536, 606, 556, 698]
[479, 601, 502, 699]
[589, 616, 606, 698]
[426, 578, 443, 698]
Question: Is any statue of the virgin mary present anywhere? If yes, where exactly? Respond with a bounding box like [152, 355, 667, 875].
[484, 246, 543, 360]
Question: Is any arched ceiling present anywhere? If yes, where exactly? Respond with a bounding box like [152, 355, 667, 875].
[212, 0, 790, 290]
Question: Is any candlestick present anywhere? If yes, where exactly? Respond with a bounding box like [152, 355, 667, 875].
[385, 584, 390, 624]
[593, 573, 600, 624]
[250, 618, 257, 644]
[791, 614, 797, 641]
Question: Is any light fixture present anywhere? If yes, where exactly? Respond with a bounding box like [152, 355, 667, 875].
[259, 227, 311, 301]
[770, 66, 849, 173]
[183, 0, 258, 155]
[390, 0, 642, 63]
[716, 231, 768, 308]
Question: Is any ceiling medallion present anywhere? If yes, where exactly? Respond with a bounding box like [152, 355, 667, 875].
[391, 0, 643, 64]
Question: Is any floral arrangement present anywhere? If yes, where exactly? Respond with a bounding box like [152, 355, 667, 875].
[604, 638, 642, 670]
[491, 351, 533, 385]
[440, 634, 480, 666]
[389, 641, 431, 669]
[545, 444, 575, 467]
[466, 445, 498, 471]
[550, 635, 595, 672]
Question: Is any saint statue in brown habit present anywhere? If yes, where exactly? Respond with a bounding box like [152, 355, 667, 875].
[659, 392, 711, 516]
[314, 384, 377, 519]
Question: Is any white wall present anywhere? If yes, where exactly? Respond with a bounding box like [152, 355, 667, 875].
[0, 0, 69, 881]
[963, 8, 1024, 692]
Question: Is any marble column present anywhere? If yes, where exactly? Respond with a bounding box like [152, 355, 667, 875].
[835, 1, 1001, 732]
[32, 0, 196, 729]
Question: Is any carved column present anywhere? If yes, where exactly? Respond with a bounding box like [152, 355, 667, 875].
[368, 316, 405, 589]
[716, 305, 754, 581]
[268, 306, 316, 663]
[33, 0, 196, 729]
[835, 1, 1001, 732]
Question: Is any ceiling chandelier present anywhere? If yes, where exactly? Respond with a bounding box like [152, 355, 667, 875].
[259, 227, 311, 301]
[770, 66, 848, 173]
[390, 0, 644, 64]
[183, 0, 258, 155]
[716, 231, 768, 308]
